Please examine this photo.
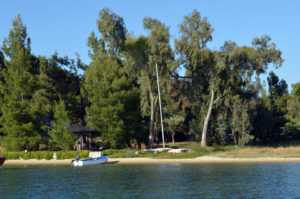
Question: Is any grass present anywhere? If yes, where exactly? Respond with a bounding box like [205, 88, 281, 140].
[214, 146, 300, 158]
[3, 142, 300, 159]
[104, 142, 300, 159]
[103, 142, 234, 159]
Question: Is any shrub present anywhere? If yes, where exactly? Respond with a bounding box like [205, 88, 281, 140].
[2, 151, 54, 160]
[56, 150, 89, 159]
[1, 150, 90, 160]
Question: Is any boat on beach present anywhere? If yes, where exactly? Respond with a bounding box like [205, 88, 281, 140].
[0, 155, 5, 166]
[168, 148, 190, 154]
[73, 156, 108, 166]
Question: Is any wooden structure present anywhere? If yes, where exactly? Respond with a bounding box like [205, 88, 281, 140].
[67, 124, 98, 150]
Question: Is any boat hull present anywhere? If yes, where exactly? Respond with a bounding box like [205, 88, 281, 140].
[0, 155, 5, 166]
[73, 156, 108, 166]
[168, 149, 190, 154]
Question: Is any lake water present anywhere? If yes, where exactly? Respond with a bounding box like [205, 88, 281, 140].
[1, 163, 300, 198]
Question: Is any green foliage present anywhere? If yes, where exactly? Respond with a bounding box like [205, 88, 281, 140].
[0, 15, 42, 151]
[164, 77, 188, 143]
[0, 11, 297, 150]
[2, 151, 54, 160]
[285, 83, 300, 136]
[88, 8, 126, 57]
[125, 17, 174, 147]
[229, 96, 252, 145]
[1, 150, 89, 160]
[102, 143, 235, 159]
[56, 150, 89, 159]
[85, 8, 143, 148]
[268, 71, 288, 102]
[37, 54, 85, 125]
[49, 100, 76, 150]
[251, 93, 274, 143]
[85, 55, 141, 147]
[176, 10, 284, 147]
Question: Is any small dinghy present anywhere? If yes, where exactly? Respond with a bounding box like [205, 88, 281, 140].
[73, 156, 109, 166]
[168, 148, 190, 154]
[0, 155, 5, 166]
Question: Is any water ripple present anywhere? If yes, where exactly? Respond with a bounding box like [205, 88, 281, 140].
[1, 163, 300, 198]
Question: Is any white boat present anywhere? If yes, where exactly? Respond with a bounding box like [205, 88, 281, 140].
[168, 149, 190, 154]
[143, 148, 172, 153]
[73, 156, 109, 166]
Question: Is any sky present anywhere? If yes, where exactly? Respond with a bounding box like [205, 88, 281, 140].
[1, 0, 299, 91]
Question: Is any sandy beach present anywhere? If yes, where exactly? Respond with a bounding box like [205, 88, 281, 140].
[4, 156, 300, 165]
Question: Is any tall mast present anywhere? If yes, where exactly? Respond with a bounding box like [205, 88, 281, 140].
[156, 63, 165, 148]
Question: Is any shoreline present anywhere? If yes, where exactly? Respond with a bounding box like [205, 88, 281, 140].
[4, 156, 300, 165]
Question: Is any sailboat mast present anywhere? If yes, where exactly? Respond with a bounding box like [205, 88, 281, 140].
[156, 63, 165, 148]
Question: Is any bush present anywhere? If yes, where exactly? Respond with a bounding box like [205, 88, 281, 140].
[1, 150, 90, 160]
[55, 150, 89, 159]
[2, 151, 54, 160]
[103, 149, 124, 156]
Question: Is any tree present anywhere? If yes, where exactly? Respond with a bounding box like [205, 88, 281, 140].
[88, 7, 126, 58]
[37, 54, 86, 125]
[125, 18, 174, 147]
[49, 99, 76, 150]
[251, 89, 274, 144]
[284, 83, 300, 138]
[265, 71, 289, 140]
[176, 10, 284, 146]
[85, 8, 142, 148]
[0, 15, 42, 151]
[0, 50, 5, 82]
[0, 50, 5, 111]
[175, 10, 214, 146]
[164, 77, 186, 143]
[289, 83, 300, 127]
[267, 71, 288, 103]
[206, 38, 283, 146]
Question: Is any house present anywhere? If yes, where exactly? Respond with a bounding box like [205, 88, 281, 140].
[67, 124, 99, 150]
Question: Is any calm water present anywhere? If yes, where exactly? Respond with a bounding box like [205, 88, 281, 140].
[1, 163, 300, 198]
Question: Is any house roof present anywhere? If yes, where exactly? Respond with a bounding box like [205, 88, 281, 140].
[67, 124, 97, 133]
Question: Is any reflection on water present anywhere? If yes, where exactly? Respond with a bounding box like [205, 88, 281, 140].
[1, 163, 300, 198]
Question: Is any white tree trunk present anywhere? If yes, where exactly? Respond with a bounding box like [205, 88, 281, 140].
[201, 89, 215, 147]
[171, 132, 175, 144]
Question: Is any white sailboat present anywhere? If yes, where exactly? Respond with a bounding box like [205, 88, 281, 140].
[156, 63, 166, 149]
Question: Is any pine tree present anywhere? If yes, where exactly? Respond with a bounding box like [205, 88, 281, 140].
[85, 8, 142, 148]
[49, 99, 76, 150]
[0, 15, 42, 151]
[35, 54, 86, 125]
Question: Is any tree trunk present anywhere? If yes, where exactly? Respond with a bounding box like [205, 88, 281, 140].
[201, 89, 215, 147]
[79, 88, 86, 126]
[171, 132, 175, 144]
[148, 92, 155, 148]
[137, 140, 141, 150]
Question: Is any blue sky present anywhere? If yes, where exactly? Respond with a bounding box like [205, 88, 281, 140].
[1, 0, 299, 91]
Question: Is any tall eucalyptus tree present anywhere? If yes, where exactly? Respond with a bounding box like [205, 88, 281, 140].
[125, 18, 174, 147]
[176, 10, 284, 146]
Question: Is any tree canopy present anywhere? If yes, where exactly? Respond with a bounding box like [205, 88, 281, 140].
[0, 11, 298, 151]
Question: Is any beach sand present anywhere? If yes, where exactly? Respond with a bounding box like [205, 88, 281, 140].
[4, 156, 300, 165]
[4, 159, 72, 165]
